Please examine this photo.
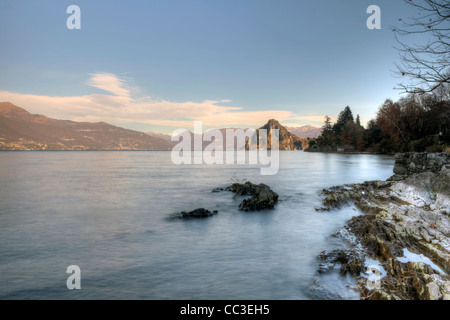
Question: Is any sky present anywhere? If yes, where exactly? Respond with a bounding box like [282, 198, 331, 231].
[0, 0, 425, 133]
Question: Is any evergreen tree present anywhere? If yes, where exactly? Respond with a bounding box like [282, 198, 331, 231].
[320, 115, 333, 145]
[333, 106, 354, 137]
[355, 114, 361, 127]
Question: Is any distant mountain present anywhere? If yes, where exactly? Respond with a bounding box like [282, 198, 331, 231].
[0, 102, 172, 150]
[0, 102, 317, 151]
[166, 120, 310, 151]
[145, 131, 173, 142]
[247, 119, 308, 150]
[286, 125, 322, 139]
[165, 128, 249, 151]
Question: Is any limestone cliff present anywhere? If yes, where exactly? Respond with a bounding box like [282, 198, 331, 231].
[246, 119, 307, 150]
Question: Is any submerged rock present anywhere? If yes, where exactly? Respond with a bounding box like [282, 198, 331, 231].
[211, 187, 231, 193]
[180, 208, 218, 218]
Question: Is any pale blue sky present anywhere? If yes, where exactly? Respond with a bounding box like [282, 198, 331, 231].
[0, 0, 424, 133]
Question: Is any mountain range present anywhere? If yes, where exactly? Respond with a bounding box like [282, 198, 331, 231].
[0, 102, 321, 151]
[286, 125, 322, 139]
[0, 102, 171, 150]
[147, 125, 321, 142]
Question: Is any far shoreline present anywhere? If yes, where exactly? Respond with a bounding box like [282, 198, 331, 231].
[0, 149, 395, 154]
[304, 150, 396, 156]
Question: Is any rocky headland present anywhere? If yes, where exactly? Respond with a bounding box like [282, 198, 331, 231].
[317, 152, 450, 300]
[245, 119, 308, 151]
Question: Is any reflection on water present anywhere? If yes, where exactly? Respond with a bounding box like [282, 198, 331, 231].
[0, 151, 394, 299]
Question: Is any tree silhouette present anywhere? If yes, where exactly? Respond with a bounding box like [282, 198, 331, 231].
[393, 0, 450, 93]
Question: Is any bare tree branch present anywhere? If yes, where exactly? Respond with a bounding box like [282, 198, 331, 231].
[392, 0, 450, 93]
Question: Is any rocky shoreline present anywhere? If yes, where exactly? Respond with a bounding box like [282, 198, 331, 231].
[316, 152, 450, 300]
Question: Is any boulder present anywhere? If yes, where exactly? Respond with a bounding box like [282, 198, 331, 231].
[389, 152, 450, 181]
[226, 181, 279, 211]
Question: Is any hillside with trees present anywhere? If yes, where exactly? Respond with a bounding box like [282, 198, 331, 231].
[306, 88, 450, 154]
[308, 0, 449, 154]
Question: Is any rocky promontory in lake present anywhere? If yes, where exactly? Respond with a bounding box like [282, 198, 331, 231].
[245, 119, 308, 151]
[317, 152, 450, 300]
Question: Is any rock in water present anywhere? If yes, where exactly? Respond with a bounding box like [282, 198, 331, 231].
[180, 208, 218, 218]
[227, 181, 279, 211]
[211, 187, 231, 193]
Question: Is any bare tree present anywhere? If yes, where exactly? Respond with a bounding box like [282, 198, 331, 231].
[393, 0, 450, 93]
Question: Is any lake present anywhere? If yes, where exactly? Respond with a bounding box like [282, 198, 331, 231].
[0, 151, 394, 299]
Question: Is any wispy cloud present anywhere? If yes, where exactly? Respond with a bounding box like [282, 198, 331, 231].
[87, 73, 132, 100]
[0, 73, 326, 130]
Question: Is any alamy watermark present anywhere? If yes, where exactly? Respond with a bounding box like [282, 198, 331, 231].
[367, 5, 381, 30]
[66, 5, 81, 30]
[66, 5, 381, 30]
[170, 121, 280, 175]
[66, 265, 81, 290]
[366, 265, 382, 290]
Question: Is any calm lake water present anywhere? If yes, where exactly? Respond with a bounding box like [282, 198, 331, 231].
[0, 151, 394, 299]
